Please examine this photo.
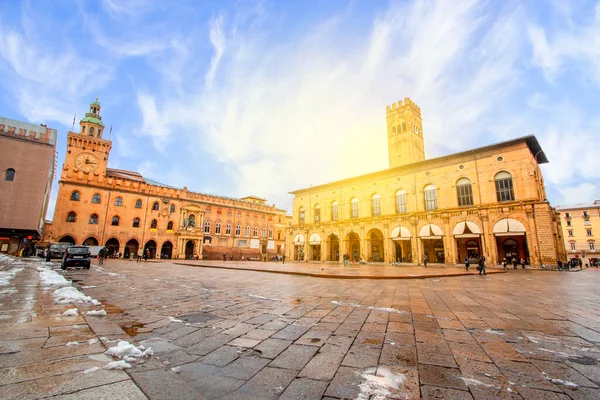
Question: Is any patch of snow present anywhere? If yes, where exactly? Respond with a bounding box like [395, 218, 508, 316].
[105, 360, 132, 369]
[105, 340, 153, 359]
[83, 366, 102, 374]
[37, 266, 70, 287]
[62, 308, 79, 316]
[88, 338, 99, 345]
[0, 266, 24, 286]
[169, 316, 183, 323]
[331, 301, 407, 314]
[484, 329, 505, 336]
[356, 367, 406, 400]
[86, 309, 107, 316]
[248, 294, 281, 301]
[542, 372, 579, 388]
[52, 286, 101, 305]
[171, 366, 182, 373]
[108, 272, 119, 276]
[66, 341, 80, 347]
[81, 286, 98, 289]
[458, 377, 499, 388]
[526, 335, 540, 343]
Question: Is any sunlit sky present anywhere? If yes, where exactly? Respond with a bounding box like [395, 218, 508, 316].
[1, 0, 599, 220]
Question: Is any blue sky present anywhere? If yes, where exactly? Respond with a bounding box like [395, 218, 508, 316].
[1, 0, 599, 219]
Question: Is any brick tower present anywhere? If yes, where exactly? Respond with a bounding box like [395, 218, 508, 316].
[386, 98, 425, 168]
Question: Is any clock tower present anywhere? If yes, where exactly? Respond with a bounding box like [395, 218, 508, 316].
[63, 98, 112, 179]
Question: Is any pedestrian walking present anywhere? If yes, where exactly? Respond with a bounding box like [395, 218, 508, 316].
[557, 259, 563, 271]
[502, 257, 508, 270]
[520, 257, 525, 269]
[223, 253, 227, 262]
[143, 249, 149, 262]
[282, 254, 285, 264]
[136, 248, 143, 262]
[98, 247, 107, 265]
[423, 255, 428, 268]
[478, 255, 487, 275]
[343, 253, 349, 268]
[464, 256, 470, 271]
[512, 257, 518, 270]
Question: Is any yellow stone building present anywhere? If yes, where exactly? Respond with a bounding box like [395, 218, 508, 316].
[44, 99, 287, 260]
[556, 201, 600, 266]
[288, 98, 566, 266]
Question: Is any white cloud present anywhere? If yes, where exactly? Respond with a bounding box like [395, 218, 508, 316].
[556, 183, 598, 206]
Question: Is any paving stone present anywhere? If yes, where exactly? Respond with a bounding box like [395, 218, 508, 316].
[260, 319, 292, 330]
[379, 343, 418, 367]
[228, 337, 262, 348]
[388, 321, 414, 333]
[469, 386, 524, 400]
[130, 368, 205, 400]
[217, 355, 270, 380]
[159, 325, 200, 341]
[201, 345, 240, 367]
[254, 338, 292, 359]
[515, 387, 571, 399]
[419, 364, 468, 391]
[298, 345, 346, 381]
[448, 341, 492, 363]
[279, 377, 328, 399]
[244, 313, 278, 325]
[271, 324, 310, 341]
[421, 385, 474, 399]
[341, 345, 381, 368]
[323, 365, 364, 399]
[241, 328, 275, 340]
[48, 380, 149, 400]
[295, 329, 332, 347]
[355, 330, 385, 347]
[325, 334, 354, 352]
[222, 323, 256, 337]
[233, 366, 297, 399]
[187, 333, 237, 356]
[529, 359, 599, 388]
[376, 365, 420, 399]
[269, 344, 319, 370]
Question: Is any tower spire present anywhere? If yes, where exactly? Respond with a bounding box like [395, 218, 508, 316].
[78, 97, 105, 138]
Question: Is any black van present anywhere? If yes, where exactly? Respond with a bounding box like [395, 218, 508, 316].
[61, 246, 91, 270]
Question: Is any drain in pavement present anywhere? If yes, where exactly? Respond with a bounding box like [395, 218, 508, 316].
[177, 312, 223, 323]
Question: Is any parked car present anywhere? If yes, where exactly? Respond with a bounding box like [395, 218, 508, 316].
[45, 242, 72, 262]
[61, 246, 91, 270]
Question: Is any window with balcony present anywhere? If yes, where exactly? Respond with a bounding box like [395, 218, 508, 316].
[568, 230, 574, 237]
[590, 242, 595, 251]
[395, 190, 407, 213]
[570, 242, 576, 251]
[495, 171, 515, 202]
[188, 214, 195, 227]
[261, 227, 266, 238]
[587, 229, 593, 236]
[371, 194, 381, 216]
[424, 184, 437, 211]
[268, 228, 273, 239]
[456, 178, 474, 206]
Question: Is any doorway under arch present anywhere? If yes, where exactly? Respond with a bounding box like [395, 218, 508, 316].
[161, 241, 173, 259]
[59, 235, 76, 245]
[83, 237, 98, 246]
[185, 240, 195, 259]
[327, 233, 340, 261]
[144, 240, 157, 259]
[367, 229, 384, 262]
[105, 238, 120, 257]
[346, 232, 361, 262]
[125, 239, 139, 260]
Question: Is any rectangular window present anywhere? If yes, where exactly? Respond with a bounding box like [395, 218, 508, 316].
[570, 242, 576, 251]
[299, 210, 305, 225]
[568, 230, 574, 237]
[351, 202, 359, 219]
[565, 212, 571, 219]
[583, 211, 589, 218]
[396, 193, 407, 213]
[424, 189, 437, 211]
[314, 208, 320, 223]
[566, 220, 572, 226]
[590, 242, 595, 251]
[587, 229, 593, 236]
[495, 178, 515, 202]
[331, 204, 338, 221]
[372, 198, 381, 216]
[235, 225, 241, 236]
[237, 240, 247, 247]
[457, 184, 474, 207]
[585, 220, 591, 226]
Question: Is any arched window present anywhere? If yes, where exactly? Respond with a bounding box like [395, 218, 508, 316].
[299, 207, 305, 225]
[204, 220, 211, 234]
[5, 168, 15, 181]
[268, 228, 273, 239]
[245, 225, 250, 237]
[170, 204, 175, 213]
[152, 202, 159, 211]
[351, 198, 359, 219]
[114, 197, 123, 206]
[261, 227, 267, 238]
[395, 190, 407, 213]
[188, 214, 195, 227]
[70, 191, 80, 201]
[314, 204, 321, 223]
[167, 221, 173, 230]
[456, 178, 473, 206]
[150, 219, 157, 229]
[215, 221, 221, 235]
[235, 224, 241, 236]
[89, 214, 99, 224]
[424, 184, 437, 210]
[226, 223, 232, 235]
[331, 201, 339, 221]
[495, 171, 515, 202]
[253, 226, 258, 237]
[111, 216, 120, 226]
[371, 194, 381, 216]
[92, 193, 101, 204]
[135, 199, 142, 208]
[133, 218, 140, 228]
[67, 212, 76, 223]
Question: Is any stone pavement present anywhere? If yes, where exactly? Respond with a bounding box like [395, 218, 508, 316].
[1, 256, 600, 399]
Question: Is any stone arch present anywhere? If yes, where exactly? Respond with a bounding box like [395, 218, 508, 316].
[345, 231, 361, 261]
[144, 239, 157, 259]
[125, 239, 140, 259]
[82, 236, 99, 246]
[367, 228, 384, 262]
[59, 235, 76, 245]
[160, 241, 173, 259]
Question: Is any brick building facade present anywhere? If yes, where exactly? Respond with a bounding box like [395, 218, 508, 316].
[44, 99, 287, 260]
[0, 117, 57, 255]
[288, 98, 566, 267]
[556, 201, 600, 266]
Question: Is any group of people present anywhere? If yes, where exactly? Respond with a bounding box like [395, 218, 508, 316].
[136, 248, 151, 262]
[463, 255, 488, 275]
[500, 256, 527, 270]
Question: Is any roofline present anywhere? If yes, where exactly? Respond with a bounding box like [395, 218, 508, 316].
[289, 135, 548, 195]
[555, 201, 600, 211]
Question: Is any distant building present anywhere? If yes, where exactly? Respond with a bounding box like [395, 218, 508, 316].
[287, 97, 565, 266]
[0, 117, 57, 254]
[555, 201, 600, 266]
[44, 99, 287, 260]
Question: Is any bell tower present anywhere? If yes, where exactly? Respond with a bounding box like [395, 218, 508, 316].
[63, 98, 112, 178]
[386, 98, 425, 168]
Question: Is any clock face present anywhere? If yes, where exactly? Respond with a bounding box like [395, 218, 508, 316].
[75, 153, 99, 173]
